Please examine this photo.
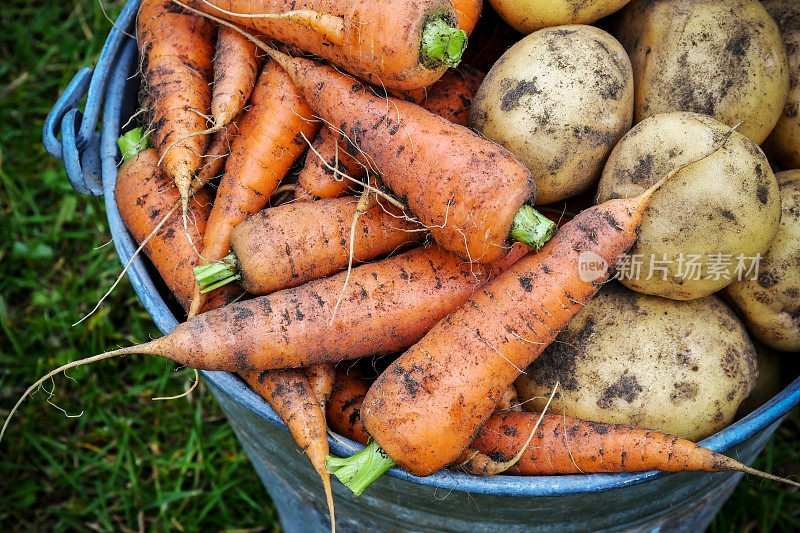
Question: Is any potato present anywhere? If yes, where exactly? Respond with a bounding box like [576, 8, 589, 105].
[724, 170, 800, 352]
[488, 0, 632, 34]
[612, 0, 789, 144]
[469, 25, 633, 205]
[762, 0, 800, 169]
[515, 282, 758, 441]
[736, 342, 792, 417]
[596, 112, 781, 300]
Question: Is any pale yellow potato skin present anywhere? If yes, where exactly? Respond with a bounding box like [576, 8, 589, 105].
[612, 0, 789, 144]
[762, 0, 800, 169]
[469, 25, 633, 205]
[724, 170, 800, 352]
[736, 342, 790, 417]
[596, 112, 781, 300]
[489, 0, 632, 34]
[515, 282, 758, 442]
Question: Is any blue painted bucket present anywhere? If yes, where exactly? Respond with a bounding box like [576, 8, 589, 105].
[45, 2, 800, 530]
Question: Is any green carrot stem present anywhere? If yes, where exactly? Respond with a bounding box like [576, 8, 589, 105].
[509, 205, 557, 251]
[193, 253, 240, 293]
[420, 18, 466, 68]
[326, 441, 397, 496]
[118, 128, 151, 162]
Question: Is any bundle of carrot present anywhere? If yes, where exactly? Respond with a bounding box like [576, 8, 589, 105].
[11, 0, 800, 529]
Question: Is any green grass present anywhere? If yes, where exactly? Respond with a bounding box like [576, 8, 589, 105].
[0, 1, 797, 531]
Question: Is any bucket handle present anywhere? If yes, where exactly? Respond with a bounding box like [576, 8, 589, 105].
[42, 0, 141, 196]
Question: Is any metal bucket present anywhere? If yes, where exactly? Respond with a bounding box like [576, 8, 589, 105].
[44, 2, 800, 531]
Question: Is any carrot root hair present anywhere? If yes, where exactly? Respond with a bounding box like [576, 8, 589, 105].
[724, 458, 800, 489]
[1, 342, 160, 445]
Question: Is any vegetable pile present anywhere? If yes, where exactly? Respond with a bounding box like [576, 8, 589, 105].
[8, 0, 800, 530]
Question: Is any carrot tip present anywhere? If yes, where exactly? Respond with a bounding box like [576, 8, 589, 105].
[117, 128, 150, 162]
[421, 18, 466, 68]
[509, 205, 557, 251]
[325, 441, 396, 496]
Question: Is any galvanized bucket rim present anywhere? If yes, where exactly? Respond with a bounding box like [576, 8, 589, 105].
[86, 18, 800, 499]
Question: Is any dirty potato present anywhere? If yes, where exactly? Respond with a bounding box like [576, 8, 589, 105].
[515, 282, 758, 442]
[489, 0, 632, 34]
[762, 0, 800, 169]
[469, 25, 633, 205]
[736, 341, 793, 417]
[612, 0, 789, 143]
[596, 112, 781, 300]
[725, 170, 800, 352]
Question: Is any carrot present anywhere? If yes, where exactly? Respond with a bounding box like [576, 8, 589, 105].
[211, 26, 262, 128]
[137, 0, 215, 218]
[193, 114, 242, 191]
[263, 50, 554, 263]
[189, 59, 320, 316]
[296, 65, 484, 201]
[326, 365, 371, 446]
[305, 364, 336, 413]
[328, 135, 739, 492]
[421, 64, 485, 126]
[240, 369, 335, 531]
[113, 139, 339, 527]
[464, 411, 800, 487]
[193, 196, 425, 295]
[180, 0, 467, 90]
[2, 241, 536, 448]
[115, 145, 241, 312]
[296, 127, 364, 200]
[451, 0, 482, 36]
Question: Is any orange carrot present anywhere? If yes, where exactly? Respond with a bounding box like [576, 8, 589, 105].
[240, 369, 335, 531]
[420, 64, 485, 126]
[266, 50, 553, 263]
[465, 411, 800, 487]
[296, 127, 364, 200]
[452, 0, 482, 36]
[326, 365, 371, 446]
[115, 140, 337, 528]
[329, 135, 738, 493]
[189, 59, 320, 316]
[211, 26, 262, 128]
[305, 364, 336, 413]
[194, 196, 425, 295]
[115, 146, 241, 312]
[137, 0, 215, 215]
[297, 64, 486, 199]
[180, 0, 466, 90]
[193, 114, 242, 191]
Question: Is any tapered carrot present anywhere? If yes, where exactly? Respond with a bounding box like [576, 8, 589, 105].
[115, 145, 241, 311]
[466, 411, 800, 487]
[189, 59, 320, 315]
[241, 369, 335, 531]
[180, 0, 466, 90]
[109, 138, 338, 528]
[211, 26, 261, 128]
[296, 65, 484, 200]
[194, 196, 425, 295]
[326, 365, 371, 446]
[329, 134, 739, 492]
[265, 50, 553, 263]
[3, 242, 535, 446]
[137, 0, 215, 218]
[305, 364, 336, 413]
[193, 114, 242, 192]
